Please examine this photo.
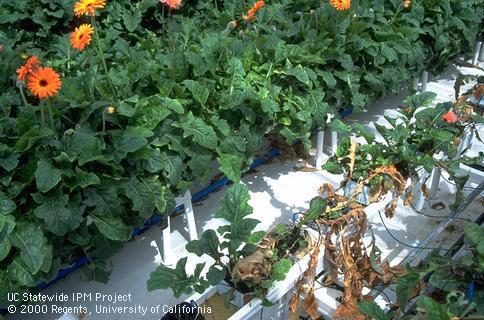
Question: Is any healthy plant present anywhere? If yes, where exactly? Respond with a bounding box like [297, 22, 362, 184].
[146, 184, 293, 303]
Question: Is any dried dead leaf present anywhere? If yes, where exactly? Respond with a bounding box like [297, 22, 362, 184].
[348, 138, 357, 179]
[302, 289, 320, 320]
[385, 199, 398, 218]
[333, 304, 366, 320]
[422, 183, 429, 198]
[231, 237, 276, 284]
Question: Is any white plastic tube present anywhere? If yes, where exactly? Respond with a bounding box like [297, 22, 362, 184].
[331, 131, 338, 156]
[315, 129, 325, 168]
[421, 71, 429, 92]
[473, 41, 482, 65]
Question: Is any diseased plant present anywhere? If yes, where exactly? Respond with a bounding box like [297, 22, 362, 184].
[146, 184, 294, 303]
[358, 222, 484, 320]
[322, 92, 483, 212]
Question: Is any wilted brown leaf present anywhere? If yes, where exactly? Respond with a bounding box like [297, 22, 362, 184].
[348, 138, 357, 179]
[422, 183, 429, 198]
[369, 182, 384, 203]
[302, 289, 320, 320]
[385, 199, 398, 218]
[231, 237, 276, 284]
[333, 304, 366, 320]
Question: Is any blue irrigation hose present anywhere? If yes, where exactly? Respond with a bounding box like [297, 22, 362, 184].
[0, 147, 282, 315]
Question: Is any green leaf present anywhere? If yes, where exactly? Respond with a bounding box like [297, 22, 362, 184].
[181, 112, 218, 149]
[215, 184, 253, 223]
[464, 223, 483, 246]
[403, 92, 437, 110]
[8, 257, 37, 287]
[248, 230, 267, 244]
[161, 154, 184, 185]
[112, 128, 150, 155]
[0, 153, 19, 171]
[0, 192, 16, 215]
[217, 153, 242, 183]
[302, 197, 327, 225]
[135, 95, 172, 129]
[123, 10, 142, 33]
[358, 301, 388, 320]
[15, 126, 54, 152]
[320, 71, 337, 88]
[33, 194, 83, 236]
[271, 258, 292, 281]
[117, 101, 136, 117]
[321, 162, 343, 174]
[90, 214, 131, 241]
[9, 223, 47, 274]
[416, 296, 451, 320]
[65, 167, 100, 190]
[35, 159, 62, 193]
[125, 176, 169, 217]
[0, 236, 11, 261]
[396, 271, 420, 311]
[162, 97, 184, 114]
[328, 119, 351, 133]
[183, 80, 210, 106]
[206, 265, 227, 286]
[186, 229, 222, 260]
[147, 257, 205, 298]
[83, 186, 122, 216]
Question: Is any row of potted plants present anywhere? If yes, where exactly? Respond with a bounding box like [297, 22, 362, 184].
[146, 88, 482, 319]
[1, 0, 483, 306]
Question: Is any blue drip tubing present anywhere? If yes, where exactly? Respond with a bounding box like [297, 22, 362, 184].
[1, 147, 281, 314]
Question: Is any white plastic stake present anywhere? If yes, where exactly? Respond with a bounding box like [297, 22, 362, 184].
[412, 77, 419, 92]
[161, 217, 173, 265]
[429, 168, 441, 199]
[413, 172, 428, 211]
[331, 131, 338, 156]
[472, 41, 482, 65]
[421, 71, 429, 92]
[183, 190, 198, 241]
[315, 129, 325, 168]
[479, 41, 484, 62]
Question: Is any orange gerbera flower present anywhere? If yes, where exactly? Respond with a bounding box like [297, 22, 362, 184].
[159, 0, 182, 10]
[243, 0, 265, 22]
[442, 110, 458, 123]
[74, 0, 106, 17]
[16, 56, 40, 83]
[330, 0, 351, 11]
[71, 24, 94, 51]
[27, 67, 62, 99]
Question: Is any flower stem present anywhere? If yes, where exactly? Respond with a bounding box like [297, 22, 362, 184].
[47, 100, 55, 129]
[19, 85, 29, 108]
[40, 102, 46, 127]
[90, 15, 116, 99]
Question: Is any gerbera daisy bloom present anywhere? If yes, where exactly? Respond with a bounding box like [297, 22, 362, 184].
[159, 0, 182, 10]
[243, 0, 265, 22]
[330, 0, 351, 11]
[74, 0, 106, 17]
[16, 56, 40, 83]
[27, 67, 62, 99]
[442, 110, 458, 123]
[71, 24, 94, 51]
